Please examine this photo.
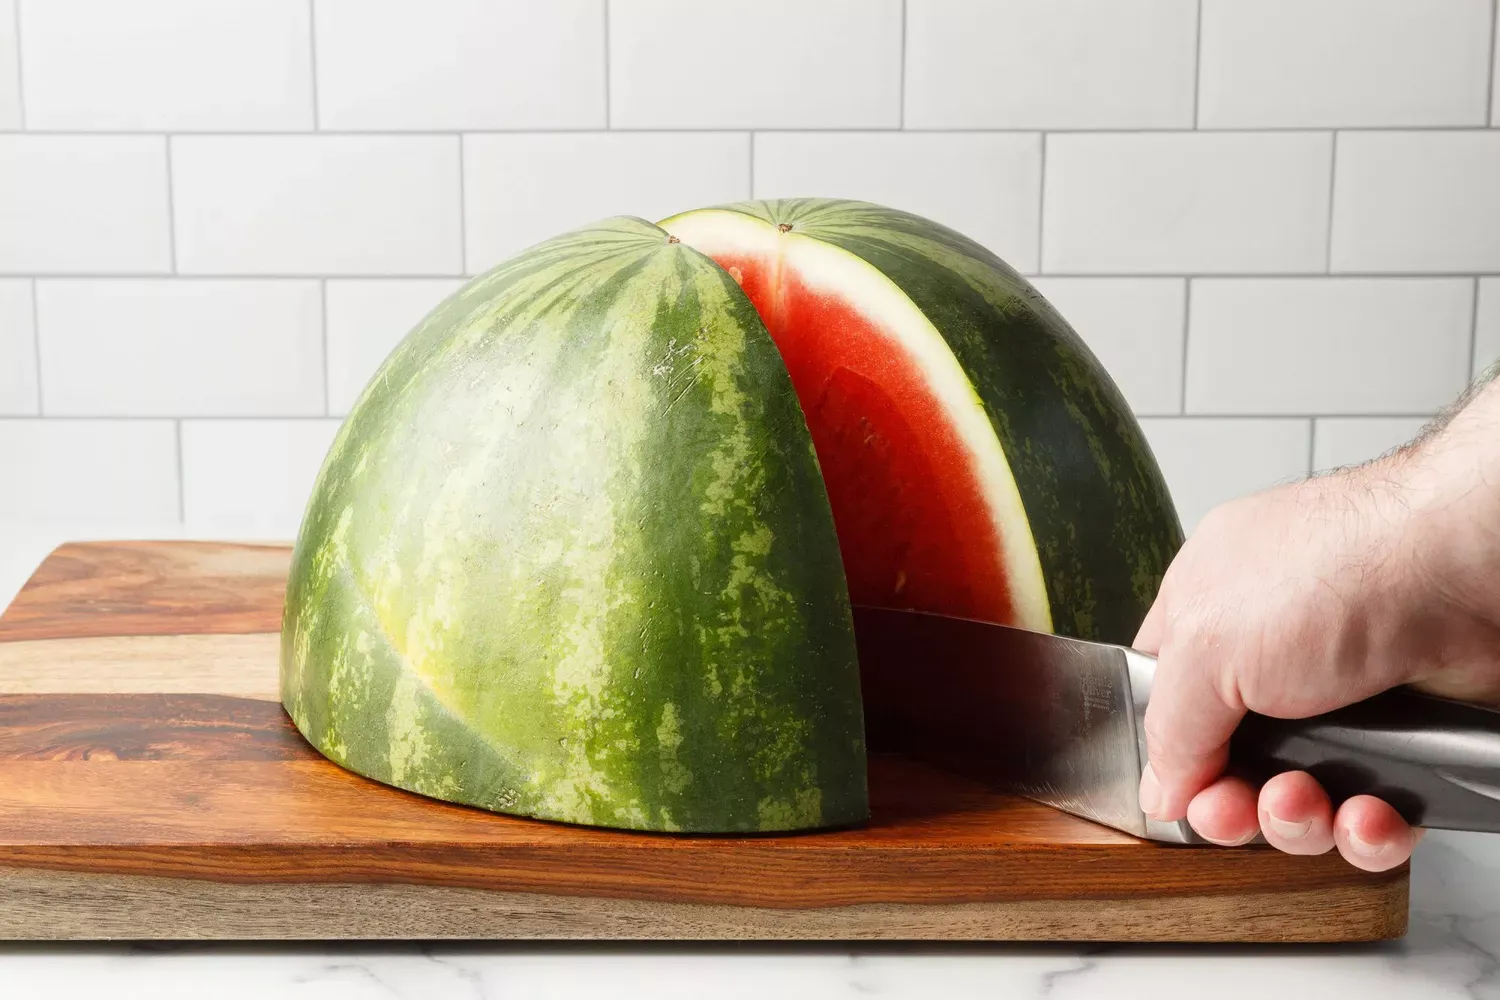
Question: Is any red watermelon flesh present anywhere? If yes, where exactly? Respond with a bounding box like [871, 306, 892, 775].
[712, 250, 1016, 625]
[669, 215, 1044, 629]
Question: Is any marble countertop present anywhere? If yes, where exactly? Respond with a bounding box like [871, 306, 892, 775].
[2, 521, 1499, 999]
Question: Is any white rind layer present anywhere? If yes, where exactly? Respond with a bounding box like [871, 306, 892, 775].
[663, 209, 1052, 632]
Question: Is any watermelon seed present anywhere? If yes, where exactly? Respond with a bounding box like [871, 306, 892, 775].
[777, 223, 793, 233]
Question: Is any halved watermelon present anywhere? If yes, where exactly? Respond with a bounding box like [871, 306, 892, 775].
[281, 200, 1182, 834]
[662, 199, 1181, 643]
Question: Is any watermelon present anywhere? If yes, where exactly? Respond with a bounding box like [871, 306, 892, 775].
[661, 199, 1183, 642]
[281, 199, 1182, 835]
[281, 218, 867, 834]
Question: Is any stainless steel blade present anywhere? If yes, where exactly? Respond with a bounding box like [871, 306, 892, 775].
[852, 605, 1196, 843]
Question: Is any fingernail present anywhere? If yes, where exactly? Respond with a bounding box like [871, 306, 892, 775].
[1138, 764, 1162, 818]
[1347, 829, 1391, 859]
[1266, 813, 1312, 840]
[1202, 829, 1260, 847]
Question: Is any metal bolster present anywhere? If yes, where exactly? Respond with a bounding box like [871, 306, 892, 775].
[1120, 646, 1203, 845]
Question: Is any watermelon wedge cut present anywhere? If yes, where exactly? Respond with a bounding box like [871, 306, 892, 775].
[662, 199, 1181, 643]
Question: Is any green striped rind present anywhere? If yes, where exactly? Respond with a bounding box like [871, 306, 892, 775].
[694, 199, 1184, 644]
[281, 216, 868, 833]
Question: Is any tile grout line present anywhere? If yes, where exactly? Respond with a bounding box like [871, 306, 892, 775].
[1036, 271, 1500, 280]
[16, 272, 476, 280]
[29, 277, 42, 415]
[898, 0, 907, 129]
[10, 0, 23, 129]
[1132, 412, 1443, 422]
[1035, 133, 1047, 273]
[1306, 419, 1317, 474]
[1323, 132, 1338, 272]
[456, 133, 469, 275]
[164, 136, 178, 273]
[1179, 278, 1192, 414]
[748, 131, 755, 197]
[602, 0, 611, 128]
[307, 0, 320, 129]
[1191, 0, 1203, 128]
[320, 277, 330, 416]
[1470, 276, 1482, 381]
[1487, 0, 1498, 125]
[0, 413, 1440, 425]
[9, 125, 1500, 137]
[9, 271, 1499, 281]
[0, 411, 1446, 423]
[174, 419, 185, 523]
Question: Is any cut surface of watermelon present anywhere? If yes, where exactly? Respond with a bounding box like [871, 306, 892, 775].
[664, 208, 1051, 631]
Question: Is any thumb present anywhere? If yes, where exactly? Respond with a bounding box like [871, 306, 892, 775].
[1139, 647, 1245, 822]
[1133, 593, 1166, 654]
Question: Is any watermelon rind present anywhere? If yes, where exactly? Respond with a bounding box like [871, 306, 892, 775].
[662, 199, 1184, 644]
[281, 216, 869, 834]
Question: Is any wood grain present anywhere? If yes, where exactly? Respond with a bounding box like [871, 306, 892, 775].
[0, 633, 280, 700]
[0, 541, 290, 642]
[0, 540, 1411, 941]
[0, 866, 1408, 942]
[0, 699, 1403, 909]
[0, 694, 307, 762]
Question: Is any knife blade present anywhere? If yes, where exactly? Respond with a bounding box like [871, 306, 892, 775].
[851, 604, 1500, 842]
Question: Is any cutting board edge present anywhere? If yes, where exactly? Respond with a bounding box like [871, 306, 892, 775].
[0, 864, 1409, 942]
[0, 841, 1406, 911]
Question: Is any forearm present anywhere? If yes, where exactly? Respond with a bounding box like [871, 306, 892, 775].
[1377, 376, 1500, 698]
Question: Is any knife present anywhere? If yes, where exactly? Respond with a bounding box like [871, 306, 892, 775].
[851, 604, 1500, 843]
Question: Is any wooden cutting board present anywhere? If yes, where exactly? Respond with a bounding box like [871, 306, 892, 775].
[0, 541, 1407, 942]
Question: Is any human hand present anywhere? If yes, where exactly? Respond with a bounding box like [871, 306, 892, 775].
[1135, 385, 1500, 870]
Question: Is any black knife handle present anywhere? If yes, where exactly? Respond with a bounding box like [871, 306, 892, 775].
[1230, 687, 1500, 832]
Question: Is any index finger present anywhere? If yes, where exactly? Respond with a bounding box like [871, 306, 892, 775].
[1139, 645, 1245, 822]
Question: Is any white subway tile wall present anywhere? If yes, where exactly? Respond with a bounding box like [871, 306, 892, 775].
[180, 419, 340, 537]
[20, 0, 315, 131]
[904, 0, 1198, 130]
[1027, 278, 1186, 416]
[35, 280, 325, 416]
[1042, 132, 1333, 274]
[1197, 0, 1493, 128]
[463, 132, 749, 272]
[0, 135, 172, 274]
[1331, 132, 1500, 273]
[1494, 12, 1500, 126]
[0, 0, 1495, 539]
[325, 278, 466, 417]
[1138, 418, 1313, 532]
[171, 135, 463, 276]
[0, 420, 179, 522]
[1185, 279, 1473, 415]
[1478, 279, 1500, 377]
[1313, 417, 1431, 473]
[314, 0, 605, 131]
[0, 0, 19, 129]
[608, 0, 902, 129]
[0, 280, 36, 415]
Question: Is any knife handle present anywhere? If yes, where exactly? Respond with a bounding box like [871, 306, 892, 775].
[1229, 687, 1500, 833]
